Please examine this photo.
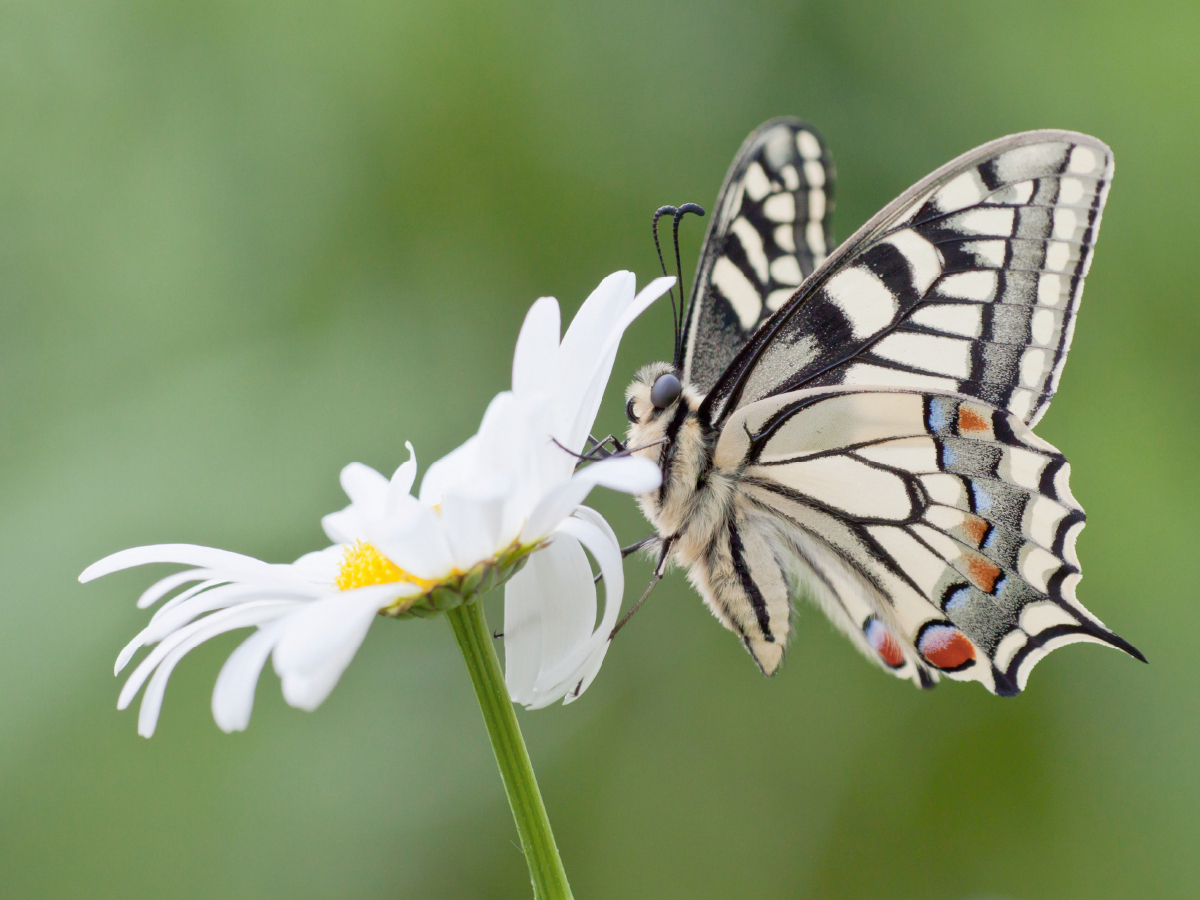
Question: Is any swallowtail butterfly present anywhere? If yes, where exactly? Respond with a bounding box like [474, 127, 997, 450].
[620, 118, 1143, 694]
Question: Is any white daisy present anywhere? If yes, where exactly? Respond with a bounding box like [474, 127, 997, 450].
[81, 271, 672, 733]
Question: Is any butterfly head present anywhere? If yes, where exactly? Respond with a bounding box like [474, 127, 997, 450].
[624, 362, 700, 467]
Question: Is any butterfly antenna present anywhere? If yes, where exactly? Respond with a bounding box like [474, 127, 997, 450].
[671, 203, 705, 368]
[652, 205, 680, 359]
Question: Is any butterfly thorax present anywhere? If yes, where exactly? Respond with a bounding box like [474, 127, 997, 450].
[624, 363, 735, 563]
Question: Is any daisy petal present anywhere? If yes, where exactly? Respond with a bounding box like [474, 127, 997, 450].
[271, 585, 399, 677]
[586, 455, 662, 494]
[212, 622, 286, 733]
[557, 273, 632, 441]
[387, 442, 419, 505]
[370, 502, 455, 579]
[511, 296, 562, 399]
[80, 544, 272, 583]
[278, 624, 371, 712]
[118, 602, 292, 712]
[565, 275, 674, 451]
[561, 641, 611, 705]
[339, 463, 390, 517]
[503, 532, 597, 706]
[560, 273, 635, 376]
[418, 433, 482, 507]
[136, 584, 308, 657]
[322, 506, 368, 545]
[440, 489, 507, 572]
[131, 604, 290, 737]
[520, 456, 660, 542]
[532, 510, 623, 694]
[136, 569, 206, 610]
[291, 545, 345, 585]
[146, 578, 220, 627]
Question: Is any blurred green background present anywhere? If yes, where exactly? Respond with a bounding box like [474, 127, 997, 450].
[2, 1, 1196, 897]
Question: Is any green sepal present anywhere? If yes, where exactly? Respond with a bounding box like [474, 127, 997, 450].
[379, 540, 542, 620]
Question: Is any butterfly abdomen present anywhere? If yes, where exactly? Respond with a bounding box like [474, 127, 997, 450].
[626, 366, 795, 667]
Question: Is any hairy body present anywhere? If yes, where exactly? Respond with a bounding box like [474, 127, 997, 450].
[626, 361, 791, 674]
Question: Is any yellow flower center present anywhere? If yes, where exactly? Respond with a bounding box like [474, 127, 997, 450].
[335, 541, 435, 592]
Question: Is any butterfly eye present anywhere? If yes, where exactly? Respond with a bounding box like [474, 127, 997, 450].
[625, 397, 639, 423]
[650, 373, 682, 409]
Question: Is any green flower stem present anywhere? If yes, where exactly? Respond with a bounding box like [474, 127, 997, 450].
[446, 599, 574, 900]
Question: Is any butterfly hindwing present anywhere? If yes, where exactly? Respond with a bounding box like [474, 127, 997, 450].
[700, 131, 1112, 429]
[681, 118, 836, 395]
[711, 387, 1142, 692]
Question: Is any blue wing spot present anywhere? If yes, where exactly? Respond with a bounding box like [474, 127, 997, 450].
[943, 584, 971, 612]
[941, 443, 958, 468]
[927, 397, 953, 434]
[972, 482, 993, 513]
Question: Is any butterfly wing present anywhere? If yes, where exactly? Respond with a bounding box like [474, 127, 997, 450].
[700, 131, 1112, 429]
[710, 387, 1142, 691]
[681, 118, 836, 394]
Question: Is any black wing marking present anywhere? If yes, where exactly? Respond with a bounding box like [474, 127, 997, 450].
[681, 118, 836, 394]
[700, 131, 1112, 429]
[714, 387, 1143, 693]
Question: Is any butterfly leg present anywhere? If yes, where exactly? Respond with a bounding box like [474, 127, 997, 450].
[622, 535, 659, 558]
[593, 536, 661, 588]
[586, 433, 626, 458]
[556, 434, 668, 470]
[609, 536, 675, 639]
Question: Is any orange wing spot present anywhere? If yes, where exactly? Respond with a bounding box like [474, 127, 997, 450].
[864, 617, 906, 668]
[964, 552, 1001, 593]
[956, 514, 990, 548]
[918, 624, 977, 671]
[878, 634, 906, 668]
[957, 405, 990, 434]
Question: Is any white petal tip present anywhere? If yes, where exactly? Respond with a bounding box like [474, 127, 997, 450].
[114, 644, 141, 675]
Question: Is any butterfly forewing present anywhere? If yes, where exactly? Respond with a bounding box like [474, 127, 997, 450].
[699, 131, 1112, 429]
[713, 387, 1140, 693]
[681, 118, 836, 394]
